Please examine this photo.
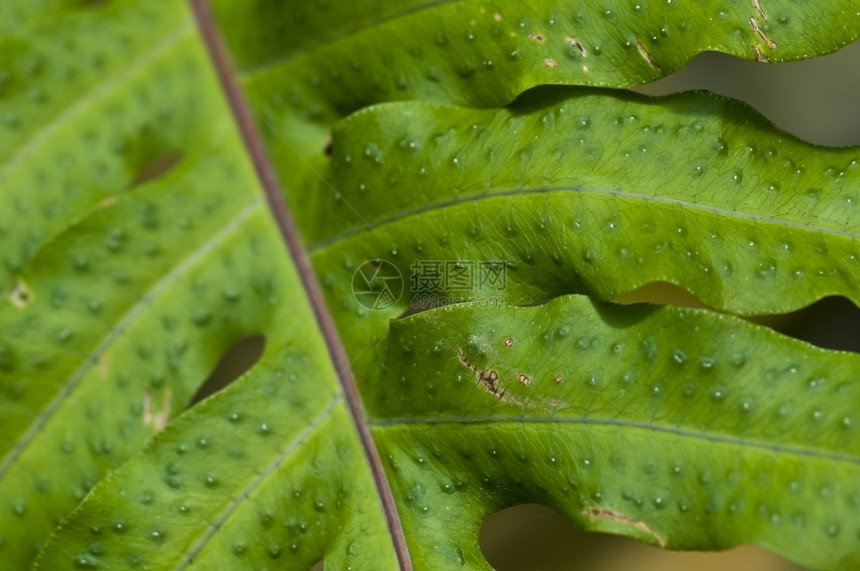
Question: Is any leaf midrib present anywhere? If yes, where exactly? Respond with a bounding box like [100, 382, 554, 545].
[190, 0, 413, 568]
[371, 415, 860, 466]
[308, 184, 859, 252]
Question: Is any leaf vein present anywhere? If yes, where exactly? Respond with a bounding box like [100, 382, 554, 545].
[309, 185, 858, 252]
[177, 392, 343, 568]
[371, 415, 860, 465]
[0, 19, 194, 184]
[0, 197, 263, 480]
[239, 0, 456, 76]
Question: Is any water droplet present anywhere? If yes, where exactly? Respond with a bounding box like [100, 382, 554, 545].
[363, 143, 384, 165]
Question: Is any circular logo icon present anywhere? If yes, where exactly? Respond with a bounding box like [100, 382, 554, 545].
[352, 259, 403, 310]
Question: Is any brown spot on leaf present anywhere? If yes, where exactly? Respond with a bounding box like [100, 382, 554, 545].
[749, 17, 777, 49]
[143, 389, 172, 432]
[753, 0, 768, 21]
[98, 355, 110, 379]
[528, 33, 546, 43]
[753, 44, 771, 62]
[504, 337, 514, 347]
[565, 37, 587, 56]
[584, 507, 667, 548]
[636, 41, 661, 71]
[9, 281, 32, 308]
[458, 348, 518, 402]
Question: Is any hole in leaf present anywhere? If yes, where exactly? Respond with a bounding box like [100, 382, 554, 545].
[128, 151, 184, 189]
[613, 281, 706, 309]
[615, 285, 858, 354]
[189, 335, 265, 406]
[748, 296, 860, 354]
[481, 504, 803, 570]
[634, 40, 860, 147]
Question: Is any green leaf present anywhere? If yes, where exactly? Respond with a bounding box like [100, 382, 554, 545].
[1, 0, 858, 569]
[308, 89, 858, 346]
[225, 0, 860, 218]
[366, 295, 860, 570]
[225, 0, 860, 109]
[33, 323, 397, 570]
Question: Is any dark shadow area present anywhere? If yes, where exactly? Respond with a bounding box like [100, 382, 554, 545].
[189, 334, 265, 406]
[506, 82, 722, 125]
[613, 281, 706, 310]
[481, 504, 804, 571]
[749, 296, 860, 354]
[617, 283, 859, 354]
[635, 41, 860, 147]
[310, 560, 324, 571]
[591, 297, 661, 329]
[129, 151, 184, 189]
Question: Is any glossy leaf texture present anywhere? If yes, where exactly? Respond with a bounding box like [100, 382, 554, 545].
[361, 296, 860, 570]
[215, 0, 860, 217]
[0, 1, 858, 570]
[309, 88, 860, 352]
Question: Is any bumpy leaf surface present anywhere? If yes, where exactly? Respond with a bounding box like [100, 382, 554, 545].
[0, 0, 857, 570]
